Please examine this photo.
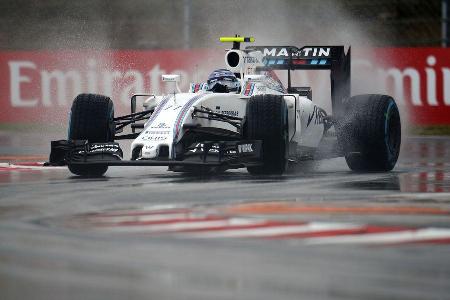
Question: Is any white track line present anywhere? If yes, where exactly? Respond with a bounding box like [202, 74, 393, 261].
[187, 222, 361, 238]
[91, 213, 192, 224]
[0, 163, 66, 170]
[304, 228, 450, 245]
[96, 218, 265, 233]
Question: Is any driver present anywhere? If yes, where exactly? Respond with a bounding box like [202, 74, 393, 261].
[207, 69, 240, 93]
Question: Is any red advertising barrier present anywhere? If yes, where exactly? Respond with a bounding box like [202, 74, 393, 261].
[0, 48, 449, 125]
[0, 49, 219, 124]
[354, 48, 450, 125]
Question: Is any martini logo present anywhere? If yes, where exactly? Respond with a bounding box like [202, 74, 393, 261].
[262, 47, 331, 58]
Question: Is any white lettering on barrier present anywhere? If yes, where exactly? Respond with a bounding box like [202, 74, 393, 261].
[149, 64, 165, 95]
[6, 53, 450, 112]
[357, 56, 450, 107]
[425, 56, 438, 106]
[9, 61, 38, 107]
[378, 67, 421, 106]
[41, 69, 82, 107]
[102, 70, 123, 100]
[443, 68, 450, 105]
[7, 61, 175, 108]
[121, 70, 144, 105]
[87, 59, 98, 93]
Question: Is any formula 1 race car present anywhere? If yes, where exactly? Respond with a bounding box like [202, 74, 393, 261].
[49, 36, 401, 176]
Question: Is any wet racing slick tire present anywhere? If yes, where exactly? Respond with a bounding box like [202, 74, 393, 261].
[338, 94, 401, 172]
[68, 93, 115, 177]
[245, 94, 289, 175]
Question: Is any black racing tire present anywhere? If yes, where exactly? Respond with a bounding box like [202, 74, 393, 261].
[68, 164, 109, 177]
[338, 94, 401, 172]
[68, 93, 115, 177]
[245, 94, 289, 175]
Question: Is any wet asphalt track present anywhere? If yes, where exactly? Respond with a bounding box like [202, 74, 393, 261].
[1, 135, 450, 300]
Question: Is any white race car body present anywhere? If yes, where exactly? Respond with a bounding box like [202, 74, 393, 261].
[53, 37, 378, 176]
[131, 76, 325, 162]
[132, 93, 247, 159]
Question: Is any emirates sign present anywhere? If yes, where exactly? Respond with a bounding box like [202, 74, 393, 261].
[0, 48, 449, 125]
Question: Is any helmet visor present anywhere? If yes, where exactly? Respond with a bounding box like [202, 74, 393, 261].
[208, 77, 240, 92]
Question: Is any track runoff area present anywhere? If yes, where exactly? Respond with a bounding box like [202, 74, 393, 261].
[0, 136, 449, 246]
[1, 136, 450, 300]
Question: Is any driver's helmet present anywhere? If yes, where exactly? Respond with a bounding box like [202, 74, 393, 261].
[207, 69, 240, 93]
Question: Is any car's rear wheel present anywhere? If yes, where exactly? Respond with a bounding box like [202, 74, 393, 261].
[245, 94, 289, 175]
[337, 94, 401, 172]
[68, 93, 115, 177]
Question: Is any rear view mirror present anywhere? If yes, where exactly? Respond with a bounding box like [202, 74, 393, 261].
[130, 94, 154, 114]
[162, 74, 181, 94]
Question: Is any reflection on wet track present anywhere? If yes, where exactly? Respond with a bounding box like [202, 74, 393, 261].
[57, 204, 450, 245]
[399, 138, 450, 192]
[1, 136, 450, 300]
[1, 137, 448, 193]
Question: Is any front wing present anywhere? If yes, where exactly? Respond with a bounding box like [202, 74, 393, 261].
[48, 139, 263, 169]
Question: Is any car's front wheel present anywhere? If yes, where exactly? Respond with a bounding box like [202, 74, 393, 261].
[245, 94, 289, 175]
[67, 93, 115, 177]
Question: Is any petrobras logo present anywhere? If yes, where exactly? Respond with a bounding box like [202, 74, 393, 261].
[262, 47, 331, 58]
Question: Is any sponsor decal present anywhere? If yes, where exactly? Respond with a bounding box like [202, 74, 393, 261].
[150, 122, 170, 129]
[88, 143, 121, 153]
[190, 83, 208, 93]
[243, 82, 255, 96]
[220, 110, 239, 117]
[141, 130, 170, 141]
[243, 75, 284, 95]
[189, 143, 220, 153]
[141, 133, 170, 141]
[255, 85, 266, 92]
[306, 106, 324, 127]
[243, 56, 259, 64]
[262, 47, 331, 58]
[73, 143, 123, 159]
[238, 143, 254, 153]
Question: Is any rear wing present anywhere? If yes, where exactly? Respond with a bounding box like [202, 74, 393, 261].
[246, 45, 351, 116]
